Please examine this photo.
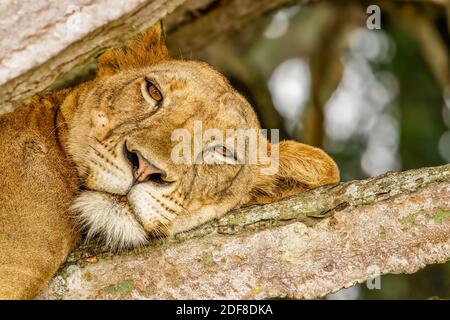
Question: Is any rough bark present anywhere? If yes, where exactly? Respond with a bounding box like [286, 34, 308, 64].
[36, 164, 450, 299]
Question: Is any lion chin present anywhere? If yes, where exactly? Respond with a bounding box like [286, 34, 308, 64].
[72, 191, 149, 250]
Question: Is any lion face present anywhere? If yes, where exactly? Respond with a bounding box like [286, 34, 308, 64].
[67, 60, 263, 248]
[62, 23, 339, 249]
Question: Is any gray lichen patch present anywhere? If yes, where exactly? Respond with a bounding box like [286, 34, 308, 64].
[47, 276, 67, 298]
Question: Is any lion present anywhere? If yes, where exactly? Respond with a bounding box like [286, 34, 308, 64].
[0, 22, 339, 299]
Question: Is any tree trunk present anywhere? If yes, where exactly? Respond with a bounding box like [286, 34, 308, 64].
[37, 164, 450, 299]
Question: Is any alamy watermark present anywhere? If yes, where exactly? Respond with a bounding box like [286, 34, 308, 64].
[170, 121, 280, 175]
[367, 5, 381, 30]
[366, 275, 382, 290]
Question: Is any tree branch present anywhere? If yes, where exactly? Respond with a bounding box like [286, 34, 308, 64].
[36, 164, 450, 299]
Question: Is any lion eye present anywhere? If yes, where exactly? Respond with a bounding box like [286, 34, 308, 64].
[141, 79, 163, 107]
[215, 145, 235, 159]
[147, 81, 163, 102]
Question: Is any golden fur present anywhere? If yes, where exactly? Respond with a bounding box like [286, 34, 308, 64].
[0, 23, 339, 299]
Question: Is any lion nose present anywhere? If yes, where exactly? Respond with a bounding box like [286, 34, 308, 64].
[124, 146, 165, 183]
[133, 153, 163, 183]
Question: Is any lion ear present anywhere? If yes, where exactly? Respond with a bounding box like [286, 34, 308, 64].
[97, 21, 169, 77]
[248, 140, 340, 205]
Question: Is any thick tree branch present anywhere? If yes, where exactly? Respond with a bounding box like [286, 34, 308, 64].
[37, 164, 450, 299]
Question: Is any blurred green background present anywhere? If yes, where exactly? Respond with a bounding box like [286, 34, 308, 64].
[173, 2, 450, 299]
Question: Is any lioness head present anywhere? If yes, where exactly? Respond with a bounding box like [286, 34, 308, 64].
[61, 23, 339, 249]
